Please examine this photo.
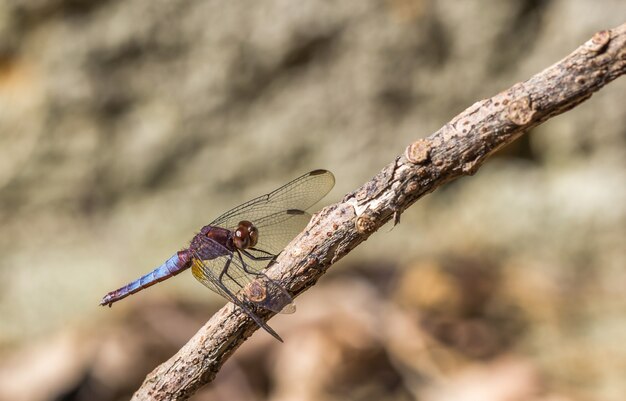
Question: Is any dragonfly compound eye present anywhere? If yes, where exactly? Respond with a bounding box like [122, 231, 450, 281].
[248, 226, 258, 247]
[233, 228, 250, 249]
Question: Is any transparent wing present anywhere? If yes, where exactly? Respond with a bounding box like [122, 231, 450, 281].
[210, 170, 335, 231]
[190, 236, 294, 314]
[190, 255, 282, 342]
[237, 209, 313, 273]
[252, 209, 312, 255]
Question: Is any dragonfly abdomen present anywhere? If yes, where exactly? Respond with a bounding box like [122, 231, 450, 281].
[100, 251, 191, 306]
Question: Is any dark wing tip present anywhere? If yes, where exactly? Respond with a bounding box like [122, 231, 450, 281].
[286, 209, 306, 215]
[308, 169, 335, 194]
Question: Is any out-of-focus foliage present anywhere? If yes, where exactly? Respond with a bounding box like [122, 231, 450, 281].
[0, 1, 624, 400]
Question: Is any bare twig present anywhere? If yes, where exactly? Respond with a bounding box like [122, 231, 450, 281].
[132, 23, 626, 400]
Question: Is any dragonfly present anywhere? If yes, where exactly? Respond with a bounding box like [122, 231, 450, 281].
[100, 169, 335, 341]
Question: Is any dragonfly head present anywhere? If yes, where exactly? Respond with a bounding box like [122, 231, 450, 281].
[233, 220, 258, 249]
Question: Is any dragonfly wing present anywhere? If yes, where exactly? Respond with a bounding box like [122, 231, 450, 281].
[190, 240, 251, 298]
[190, 247, 286, 342]
[210, 170, 334, 231]
[238, 209, 313, 274]
[191, 236, 295, 314]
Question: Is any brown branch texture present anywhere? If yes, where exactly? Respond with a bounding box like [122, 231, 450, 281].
[132, 23, 626, 400]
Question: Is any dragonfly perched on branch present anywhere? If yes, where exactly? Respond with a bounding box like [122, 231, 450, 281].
[100, 169, 335, 341]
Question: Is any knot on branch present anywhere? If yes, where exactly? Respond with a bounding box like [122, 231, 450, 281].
[587, 30, 611, 53]
[405, 138, 431, 164]
[355, 213, 377, 234]
[506, 95, 536, 126]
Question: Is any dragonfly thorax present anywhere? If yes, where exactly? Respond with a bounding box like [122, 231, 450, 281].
[233, 220, 258, 249]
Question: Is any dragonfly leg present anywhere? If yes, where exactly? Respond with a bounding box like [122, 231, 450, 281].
[218, 254, 245, 290]
[241, 249, 278, 276]
[241, 249, 275, 262]
[237, 250, 268, 277]
[248, 247, 275, 257]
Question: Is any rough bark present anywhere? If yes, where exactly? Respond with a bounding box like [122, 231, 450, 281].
[132, 23, 626, 401]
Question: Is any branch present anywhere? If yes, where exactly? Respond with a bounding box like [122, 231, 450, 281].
[132, 23, 626, 400]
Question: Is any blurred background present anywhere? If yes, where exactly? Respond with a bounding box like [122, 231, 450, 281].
[0, 1, 624, 400]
